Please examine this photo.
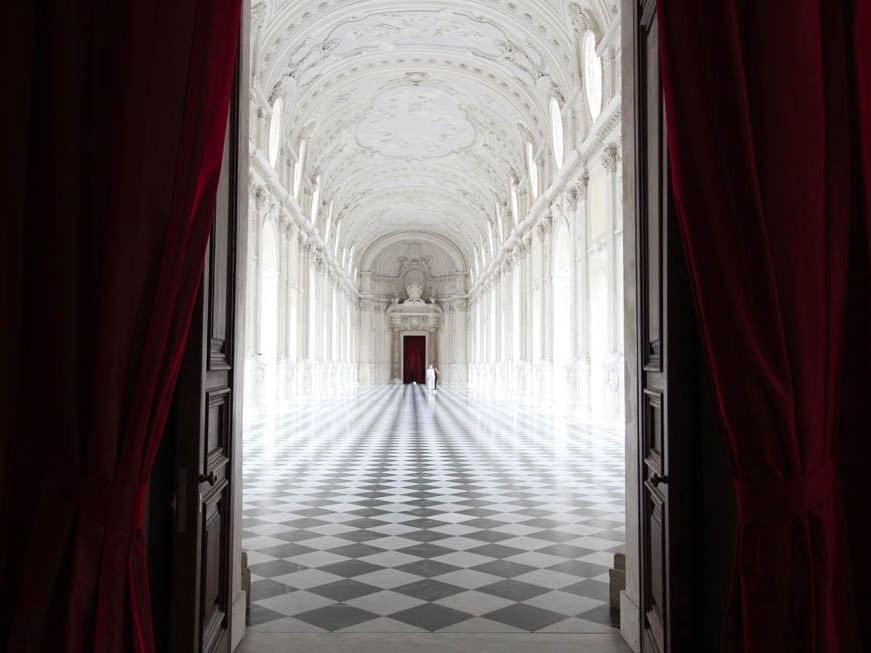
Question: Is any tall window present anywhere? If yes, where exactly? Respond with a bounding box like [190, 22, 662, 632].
[526, 141, 539, 199]
[584, 31, 603, 121]
[324, 200, 335, 243]
[268, 97, 283, 168]
[550, 97, 564, 169]
[495, 203, 504, 241]
[311, 175, 321, 225]
[293, 139, 307, 199]
[333, 220, 342, 256]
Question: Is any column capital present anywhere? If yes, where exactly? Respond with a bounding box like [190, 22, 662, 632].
[601, 143, 620, 173]
[569, 171, 589, 203]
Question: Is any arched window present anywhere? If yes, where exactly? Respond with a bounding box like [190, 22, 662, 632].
[583, 31, 603, 121]
[550, 97, 564, 169]
[268, 97, 283, 168]
[526, 141, 539, 198]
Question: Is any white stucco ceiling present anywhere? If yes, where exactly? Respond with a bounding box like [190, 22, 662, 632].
[252, 0, 615, 272]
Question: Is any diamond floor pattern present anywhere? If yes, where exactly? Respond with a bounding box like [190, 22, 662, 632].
[243, 384, 624, 633]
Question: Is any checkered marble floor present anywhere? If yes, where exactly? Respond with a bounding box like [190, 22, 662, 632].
[243, 384, 624, 634]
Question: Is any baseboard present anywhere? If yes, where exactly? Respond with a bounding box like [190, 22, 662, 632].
[232, 590, 247, 651]
[620, 590, 641, 652]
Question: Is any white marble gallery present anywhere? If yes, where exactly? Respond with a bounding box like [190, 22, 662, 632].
[240, 1, 632, 649]
[244, 2, 624, 428]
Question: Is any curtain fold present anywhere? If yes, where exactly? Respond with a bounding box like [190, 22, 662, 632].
[0, 0, 241, 651]
[657, 1, 867, 651]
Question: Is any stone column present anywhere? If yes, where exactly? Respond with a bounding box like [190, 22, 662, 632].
[430, 327, 438, 367]
[503, 257, 513, 393]
[277, 219, 289, 401]
[499, 266, 506, 368]
[297, 236, 308, 368]
[574, 174, 592, 411]
[603, 143, 622, 423]
[603, 144, 620, 353]
[519, 237, 531, 396]
[391, 327, 401, 383]
[307, 251, 318, 362]
[539, 217, 554, 401]
[537, 221, 548, 363]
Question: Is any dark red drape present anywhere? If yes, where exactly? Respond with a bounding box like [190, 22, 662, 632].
[0, 1, 241, 651]
[658, 1, 868, 651]
[403, 336, 426, 384]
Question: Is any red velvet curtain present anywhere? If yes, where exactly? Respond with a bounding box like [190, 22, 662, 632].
[658, 1, 868, 651]
[404, 336, 426, 384]
[0, 1, 241, 651]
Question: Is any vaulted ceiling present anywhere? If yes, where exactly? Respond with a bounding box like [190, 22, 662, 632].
[252, 0, 615, 273]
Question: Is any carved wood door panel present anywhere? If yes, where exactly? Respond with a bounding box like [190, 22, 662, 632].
[627, 1, 696, 651]
[169, 11, 248, 651]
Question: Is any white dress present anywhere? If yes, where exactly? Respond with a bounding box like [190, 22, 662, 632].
[426, 367, 436, 391]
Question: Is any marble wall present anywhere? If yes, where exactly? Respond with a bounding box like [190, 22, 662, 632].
[245, 88, 359, 416]
[467, 28, 624, 431]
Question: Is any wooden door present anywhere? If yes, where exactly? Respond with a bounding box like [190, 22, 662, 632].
[169, 7, 249, 651]
[403, 335, 426, 384]
[626, 1, 695, 651]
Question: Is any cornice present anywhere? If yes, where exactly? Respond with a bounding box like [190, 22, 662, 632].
[469, 93, 621, 297]
[250, 142, 360, 299]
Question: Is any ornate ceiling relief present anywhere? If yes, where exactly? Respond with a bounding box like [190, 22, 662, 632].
[253, 0, 614, 283]
[356, 84, 476, 159]
[324, 10, 508, 57]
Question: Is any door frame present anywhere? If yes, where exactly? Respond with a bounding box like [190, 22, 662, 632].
[167, 1, 251, 650]
[620, 1, 645, 648]
[228, 1, 251, 645]
[622, 1, 700, 651]
[211, 1, 695, 650]
[399, 331, 430, 384]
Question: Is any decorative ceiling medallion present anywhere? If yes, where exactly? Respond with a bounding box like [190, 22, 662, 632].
[325, 10, 507, 58]
[356, 85, 476, 159]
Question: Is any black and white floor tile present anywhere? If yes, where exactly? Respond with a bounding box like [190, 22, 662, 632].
[242, 384, 624, 634]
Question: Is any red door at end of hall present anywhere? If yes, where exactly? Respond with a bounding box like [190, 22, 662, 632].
[403, 335, 426, 383]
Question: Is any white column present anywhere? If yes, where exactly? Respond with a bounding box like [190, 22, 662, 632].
[541, 219, 554, 401]
[603, 144, 622, 424]
[522, 236, 533, 397]
[573, 175, 592, 411]
[391, 327, 401, 383]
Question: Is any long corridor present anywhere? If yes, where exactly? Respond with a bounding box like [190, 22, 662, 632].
[243, 385, 624, 635]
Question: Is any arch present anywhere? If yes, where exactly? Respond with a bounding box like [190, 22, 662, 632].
[359, 231, 468, 274]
